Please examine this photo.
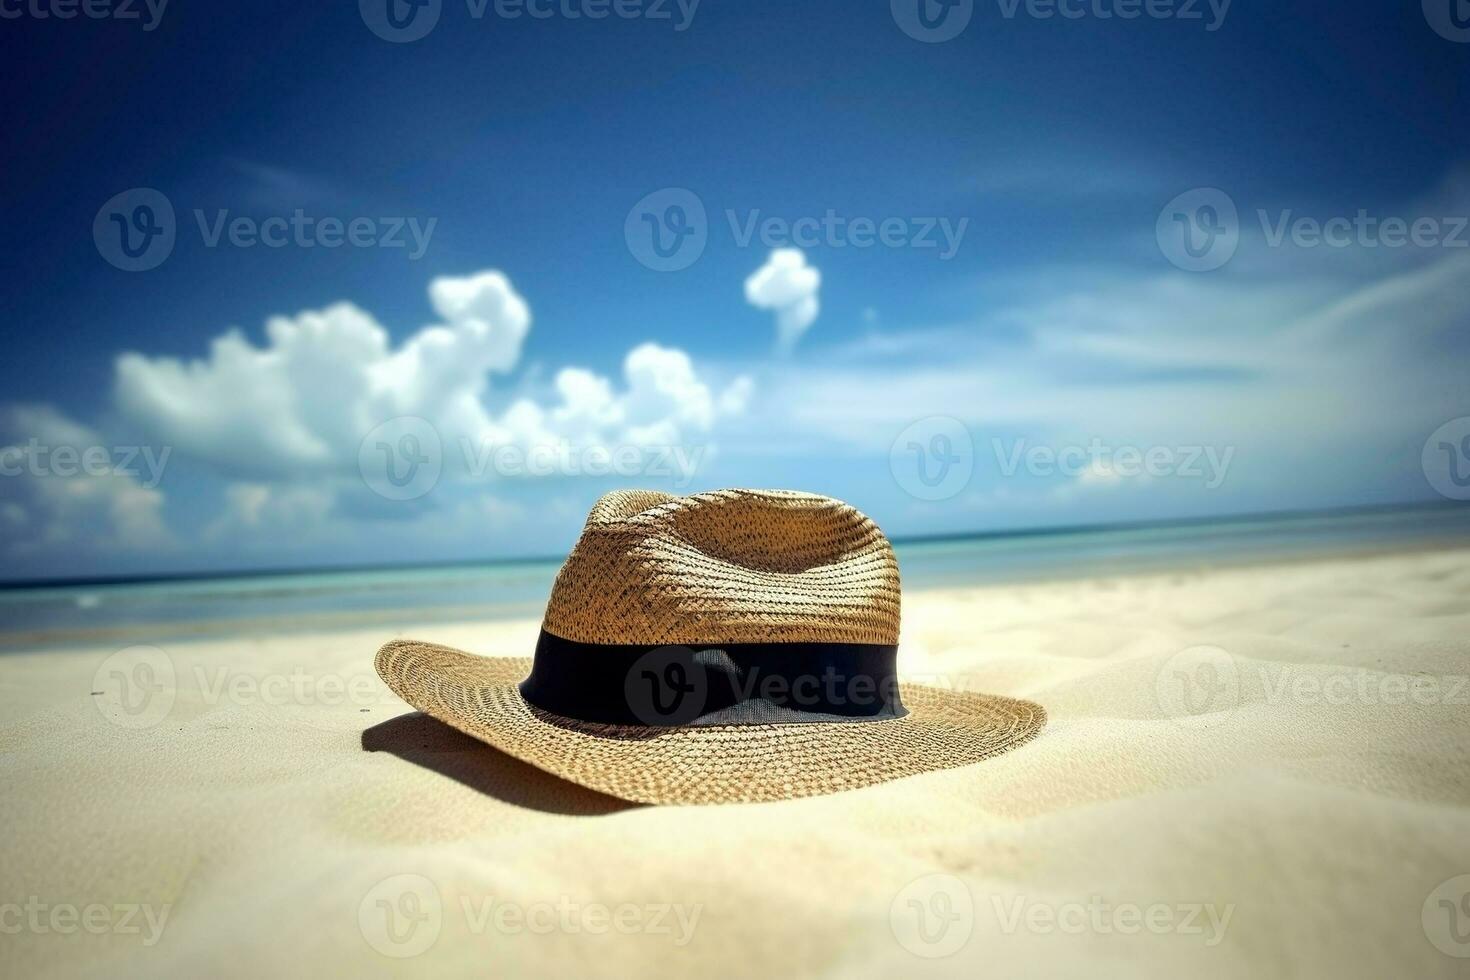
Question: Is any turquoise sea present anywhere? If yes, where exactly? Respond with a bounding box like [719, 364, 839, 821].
[3, 505, 1467, 650]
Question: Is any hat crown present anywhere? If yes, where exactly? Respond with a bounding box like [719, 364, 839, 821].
[541, 489, 901, 646]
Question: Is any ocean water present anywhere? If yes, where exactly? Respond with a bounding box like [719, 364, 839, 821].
[2, 505, 1467, 650]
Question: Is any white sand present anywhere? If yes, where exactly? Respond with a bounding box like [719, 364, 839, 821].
[3, 546, 1469, 978]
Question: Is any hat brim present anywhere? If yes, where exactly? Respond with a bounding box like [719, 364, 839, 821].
[376, 639, 1047, 806]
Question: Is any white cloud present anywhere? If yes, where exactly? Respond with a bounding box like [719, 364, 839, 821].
[0, 405, 172, 557]
[0, 269, 752, 562]
[745, 248, 821, 352]
[115, 271, 533, 477]
[114, 270, 749, 485]
[729, 245, 1469, 520]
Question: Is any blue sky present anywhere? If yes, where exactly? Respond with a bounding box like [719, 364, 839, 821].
[1, 0, 1468, 581]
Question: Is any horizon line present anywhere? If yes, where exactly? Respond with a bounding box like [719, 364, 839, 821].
[2, 497, 1464, 592]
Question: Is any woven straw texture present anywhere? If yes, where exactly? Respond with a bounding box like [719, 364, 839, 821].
[375, 489, 1046, 804]
[375, 642, 1047, 805]
[541, 488, 901, 645]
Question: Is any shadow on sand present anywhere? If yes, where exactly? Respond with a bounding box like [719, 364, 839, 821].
[362, 711, 639, 817]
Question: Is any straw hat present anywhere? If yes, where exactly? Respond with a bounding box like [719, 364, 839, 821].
[376, 489, 1046, 805]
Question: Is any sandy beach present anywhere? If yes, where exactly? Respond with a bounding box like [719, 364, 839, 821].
[3, 544, 1469, 978]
